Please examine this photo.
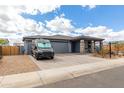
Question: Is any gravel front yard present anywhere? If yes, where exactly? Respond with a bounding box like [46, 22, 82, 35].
[0, 55, 40, 76]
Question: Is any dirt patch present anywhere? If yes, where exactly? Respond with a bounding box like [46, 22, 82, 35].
[92, 53, 124, 59]
[0, 55, 40, 76]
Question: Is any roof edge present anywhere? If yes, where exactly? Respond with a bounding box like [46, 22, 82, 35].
[23, 35, 104, 41]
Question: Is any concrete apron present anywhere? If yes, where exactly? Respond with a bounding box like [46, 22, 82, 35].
[0, 58, 124, 88]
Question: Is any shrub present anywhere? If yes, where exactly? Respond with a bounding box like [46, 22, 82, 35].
[99, 48, 109, 58]
[0, 39, 9, 45]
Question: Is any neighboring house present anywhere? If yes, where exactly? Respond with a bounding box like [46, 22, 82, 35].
[23, 35, 104, 54]
[13, 43, 24, 46]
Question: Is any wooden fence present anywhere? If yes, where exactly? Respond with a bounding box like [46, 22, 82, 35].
[1, 46, 20, 56]
[0, 46, 2, 58]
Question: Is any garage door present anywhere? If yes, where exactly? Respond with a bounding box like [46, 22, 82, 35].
[51, 41, 69, 53]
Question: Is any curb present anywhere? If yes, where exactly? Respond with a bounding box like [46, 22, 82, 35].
[0, 71, 43, 88]
[0, 58, 124, 87]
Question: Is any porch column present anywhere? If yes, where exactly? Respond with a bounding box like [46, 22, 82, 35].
[80, 40, 85, 54]
[91, 41, 95, 53]
[100, 41, 103, 50]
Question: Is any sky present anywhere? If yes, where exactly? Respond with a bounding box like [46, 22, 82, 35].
[0, 5, 124, 44]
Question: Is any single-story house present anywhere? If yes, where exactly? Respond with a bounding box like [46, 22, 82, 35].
[23, 35, 104, 54]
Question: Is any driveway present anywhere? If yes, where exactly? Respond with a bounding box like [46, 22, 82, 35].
[30, 53, 107, 70]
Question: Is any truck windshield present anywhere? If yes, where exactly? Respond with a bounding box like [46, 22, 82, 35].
[37, 42, 52, 48]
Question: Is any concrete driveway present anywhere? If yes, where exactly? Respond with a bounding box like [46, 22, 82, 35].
[30, 53, 107, 70]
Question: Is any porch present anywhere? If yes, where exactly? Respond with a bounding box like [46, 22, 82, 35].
[80, 40, 103, 54]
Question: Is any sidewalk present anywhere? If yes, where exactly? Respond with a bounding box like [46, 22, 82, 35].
[0, 58, 124, 88]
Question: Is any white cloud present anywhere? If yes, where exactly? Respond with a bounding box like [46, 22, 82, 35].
[21, 5, 60, 15]
[88, 5, 96, 9]
[107, 30, 124, 41]
[75, 26, 124, 41]
[46, 14, 74, 35]
[0, 5, 124, 45]
[82, 5, 96, 9]
[0, 5, 55, 44]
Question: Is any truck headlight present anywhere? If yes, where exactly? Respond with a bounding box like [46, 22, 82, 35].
[37, 50, 43, 53]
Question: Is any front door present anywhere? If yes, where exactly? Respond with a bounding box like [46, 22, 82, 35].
[87, 41, 92, 53]
[71, 41, 80, 53]
[85, 41, 92, 53]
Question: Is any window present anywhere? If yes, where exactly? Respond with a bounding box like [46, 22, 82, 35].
[37, 42, 51, 48]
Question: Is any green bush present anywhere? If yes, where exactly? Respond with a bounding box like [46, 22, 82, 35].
[0, 39, 9, 45]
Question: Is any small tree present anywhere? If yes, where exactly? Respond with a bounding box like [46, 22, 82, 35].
[0, 39, 8, 60]
[0, 39, 9, 45]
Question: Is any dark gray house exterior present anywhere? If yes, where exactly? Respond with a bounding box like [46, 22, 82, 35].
[23, 35, 104, 54]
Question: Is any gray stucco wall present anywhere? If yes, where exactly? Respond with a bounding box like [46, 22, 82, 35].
[24, 40, 32, 54]
[28, 41, 32, 54]
[24, 41, 28, 54]
[20, 46, 25, 54]
[71, 41, 80, 53]
[24, 39, 80, 54]
[74, 41, 80, 53]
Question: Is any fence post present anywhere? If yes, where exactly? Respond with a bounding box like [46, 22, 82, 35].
[10, 46, 11, 56]
[109, 42, 111, 58]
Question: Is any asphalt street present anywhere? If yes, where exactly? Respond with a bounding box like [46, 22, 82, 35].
[36, 65, 124, 88]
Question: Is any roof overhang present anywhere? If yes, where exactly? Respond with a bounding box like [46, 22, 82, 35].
[23, 35, 104, 41]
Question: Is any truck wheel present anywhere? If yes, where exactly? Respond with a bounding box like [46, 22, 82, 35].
[31, 53, 33, 56]
[51, 56, 54, 59]
[35, 54, 39, 60]
[36, 56, 39, 60]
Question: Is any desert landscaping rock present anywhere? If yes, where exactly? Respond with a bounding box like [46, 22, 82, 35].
[0, 55, 40, 76]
